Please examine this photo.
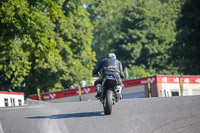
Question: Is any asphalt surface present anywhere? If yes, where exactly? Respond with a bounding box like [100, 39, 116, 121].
[1, 96, 200, 133]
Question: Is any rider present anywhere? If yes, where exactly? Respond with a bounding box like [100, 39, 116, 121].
[92, 52, 125, 98]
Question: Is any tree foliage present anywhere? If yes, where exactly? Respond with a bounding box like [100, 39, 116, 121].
[172, 0, 200, 74]
[88, 0, 186, 78]
[0, 0, 199, 95]
[117, 0, 179, 75]
[86, 0, 126, 61]
[127, 65, 150, 79]
[0, 0, 95, 96]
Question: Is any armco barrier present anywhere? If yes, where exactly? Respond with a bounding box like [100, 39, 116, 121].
[29, 75, 200, 101]
[29, 86, 96, 101]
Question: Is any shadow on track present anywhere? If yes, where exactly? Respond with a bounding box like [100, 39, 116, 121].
[26, 111, 103, 119]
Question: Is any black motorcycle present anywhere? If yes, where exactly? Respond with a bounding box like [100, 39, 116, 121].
[98, 74, 122, 115]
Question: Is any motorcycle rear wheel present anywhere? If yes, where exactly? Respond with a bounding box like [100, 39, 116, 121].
[104, 90, 113, 115]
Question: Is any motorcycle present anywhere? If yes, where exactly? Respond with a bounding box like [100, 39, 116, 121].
[97, 74, 122, 115]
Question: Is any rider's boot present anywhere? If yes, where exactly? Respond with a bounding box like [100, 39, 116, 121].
[116, 84, 124, 99]
[95, 84, 102, 98]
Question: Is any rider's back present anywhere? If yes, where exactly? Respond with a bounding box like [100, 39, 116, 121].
[102, 57, 120, 73]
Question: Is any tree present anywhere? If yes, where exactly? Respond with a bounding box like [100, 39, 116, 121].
[87, 0, 182, 77]
[55, 0, 96, 88]
[0, 0, 96, 96]
[112, 0, 178, 75]
[127, 65, 150, 79]
[172, 0, 200, 74]
[86, 0, 126, 61]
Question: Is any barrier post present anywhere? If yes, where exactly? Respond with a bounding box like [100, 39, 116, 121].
[78, 85, 82, 101]
[147, 77, 152, 98]
[37, 88, 41, 101]
[180, 74, 183, 96]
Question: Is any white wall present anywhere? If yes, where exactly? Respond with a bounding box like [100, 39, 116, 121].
[0, 93, 24, 107]
[183, 84, 200, 96]
[161, 83, 180, 97]
[161, 83, 200, 97]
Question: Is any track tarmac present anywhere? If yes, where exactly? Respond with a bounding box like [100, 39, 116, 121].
[0, 96, 200, 133]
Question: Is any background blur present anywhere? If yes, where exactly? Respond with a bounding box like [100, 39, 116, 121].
[0, 0, 199, 97]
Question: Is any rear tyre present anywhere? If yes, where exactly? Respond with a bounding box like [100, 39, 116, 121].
[104, 90, 113, 115]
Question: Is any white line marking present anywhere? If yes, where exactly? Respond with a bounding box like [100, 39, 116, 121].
[0, 122, 5, 133]
[0, 105, 43, 111]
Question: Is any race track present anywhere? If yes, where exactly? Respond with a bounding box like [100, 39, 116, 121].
[1, 96, 200, 133]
